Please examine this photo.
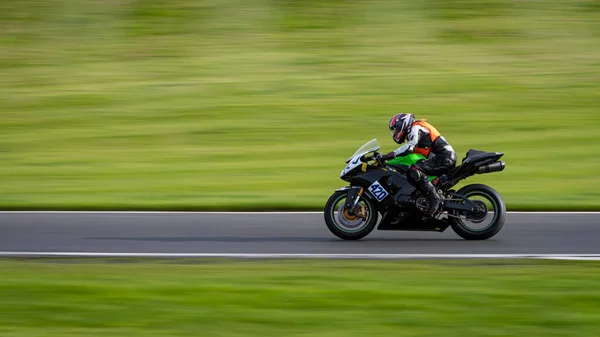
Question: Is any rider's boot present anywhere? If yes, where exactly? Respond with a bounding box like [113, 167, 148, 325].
[420, 181, 443, 217]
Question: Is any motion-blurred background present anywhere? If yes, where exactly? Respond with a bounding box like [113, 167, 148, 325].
[1, 0, 599, 210]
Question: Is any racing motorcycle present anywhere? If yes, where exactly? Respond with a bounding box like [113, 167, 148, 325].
[324, 139, 507, 240]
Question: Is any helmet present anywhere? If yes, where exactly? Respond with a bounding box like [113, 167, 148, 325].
[389, 113, 415, 144]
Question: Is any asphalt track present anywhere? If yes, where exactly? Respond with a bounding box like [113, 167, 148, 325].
[0, 212, 599, 257]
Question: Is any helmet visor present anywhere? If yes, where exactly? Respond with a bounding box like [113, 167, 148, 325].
[392, 129, 405, 143]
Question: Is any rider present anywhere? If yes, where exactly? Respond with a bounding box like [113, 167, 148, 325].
[377, 113, 457, 216]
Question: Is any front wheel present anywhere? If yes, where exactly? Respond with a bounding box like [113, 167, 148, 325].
[324, 190, 379, 240]
[449, 184, 506, 240]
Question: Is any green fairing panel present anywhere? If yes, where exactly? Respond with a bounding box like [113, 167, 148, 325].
[387, 153, 437, 181]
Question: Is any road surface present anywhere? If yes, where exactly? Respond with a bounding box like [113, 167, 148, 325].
[0, 212, 599, 256]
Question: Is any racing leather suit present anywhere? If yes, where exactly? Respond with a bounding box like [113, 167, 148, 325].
[390, 120, 457, 214]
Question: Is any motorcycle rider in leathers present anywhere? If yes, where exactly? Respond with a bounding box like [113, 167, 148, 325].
[377, 113, 457, 216]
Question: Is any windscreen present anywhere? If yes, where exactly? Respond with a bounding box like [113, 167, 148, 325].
[352, 139, 381, 157]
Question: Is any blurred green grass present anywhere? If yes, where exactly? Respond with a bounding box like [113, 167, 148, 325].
[1, 259, 600, 336]
[1, 0, 599, 210]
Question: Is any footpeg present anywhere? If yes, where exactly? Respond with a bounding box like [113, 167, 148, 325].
[432, 211, 445, 220]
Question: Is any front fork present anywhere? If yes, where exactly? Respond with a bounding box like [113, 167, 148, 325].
[342, 187, 364, 216]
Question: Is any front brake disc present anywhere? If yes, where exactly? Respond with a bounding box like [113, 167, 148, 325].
[337, 204, 366, 228]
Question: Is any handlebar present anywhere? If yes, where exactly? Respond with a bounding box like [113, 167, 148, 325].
[360, 155, 373, 162]
[361, 151, 385, 165]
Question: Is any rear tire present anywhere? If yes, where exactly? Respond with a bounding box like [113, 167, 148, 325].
[324, 191, 379, 240]
[449, 184, 506, 240]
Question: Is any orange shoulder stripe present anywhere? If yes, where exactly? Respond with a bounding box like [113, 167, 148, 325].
[413, 120, 440, 141]
[411, 120, 440, 157]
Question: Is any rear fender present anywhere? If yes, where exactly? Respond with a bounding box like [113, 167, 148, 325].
[473, 158, 501, 167]
[440, 156, 506, 189]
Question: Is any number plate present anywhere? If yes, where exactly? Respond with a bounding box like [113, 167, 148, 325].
[368, 181, 389, 202]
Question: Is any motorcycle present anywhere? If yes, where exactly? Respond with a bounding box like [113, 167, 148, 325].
[324, 138, 507, 240]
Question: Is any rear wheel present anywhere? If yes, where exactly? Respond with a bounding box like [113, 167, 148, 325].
[324, 191, 378, 240]
[448, 184, 506, 240]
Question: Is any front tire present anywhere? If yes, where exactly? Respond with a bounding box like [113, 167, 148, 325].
[449, 184, 506, 240]
[324, 190, 379, 240]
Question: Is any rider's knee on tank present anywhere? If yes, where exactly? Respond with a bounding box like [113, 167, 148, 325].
[445, 151, 457, 167]
[408, 164, 428, 185]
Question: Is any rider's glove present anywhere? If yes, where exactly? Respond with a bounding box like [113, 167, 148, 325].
[377, 152, 396, 162]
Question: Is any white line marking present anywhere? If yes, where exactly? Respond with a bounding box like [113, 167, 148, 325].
[0, 211, 599, 215]
[536, 257, 600, 261]
[0, 252, 599, 260]
[0, 211, 324, 215]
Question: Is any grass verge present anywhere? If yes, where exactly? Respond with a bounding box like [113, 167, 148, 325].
[1, 259, 600, 336]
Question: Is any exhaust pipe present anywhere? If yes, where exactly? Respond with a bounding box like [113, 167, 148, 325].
[477, 161, 505, 174]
